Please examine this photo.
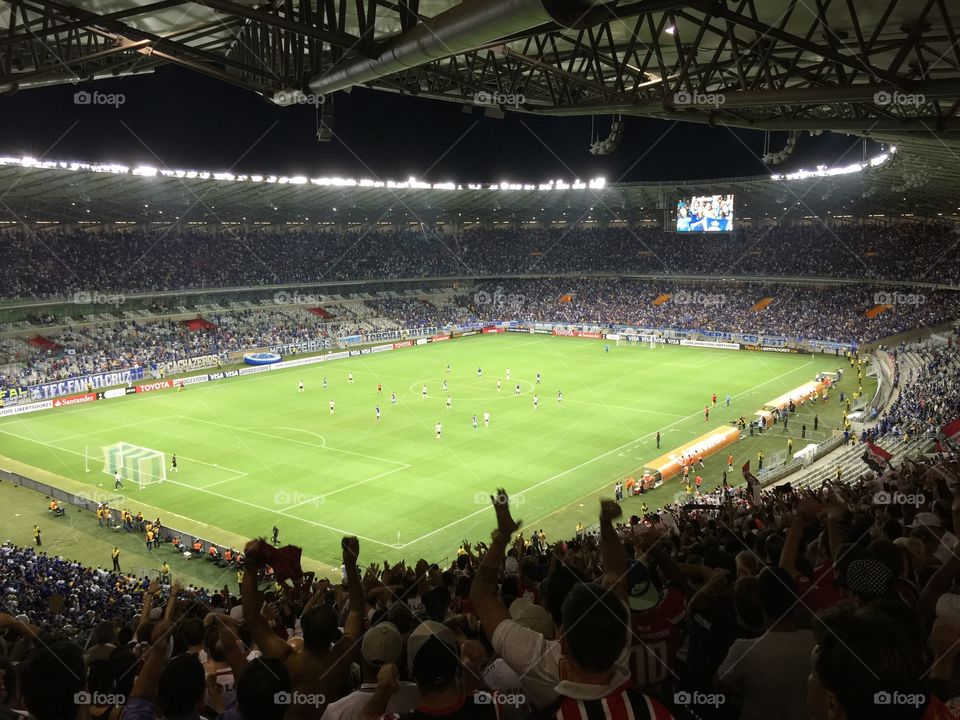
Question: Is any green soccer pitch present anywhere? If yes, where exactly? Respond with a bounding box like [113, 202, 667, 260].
[0, 334, 871, 573]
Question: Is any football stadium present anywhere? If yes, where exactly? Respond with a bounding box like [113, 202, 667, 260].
[0, 1, 959, 719]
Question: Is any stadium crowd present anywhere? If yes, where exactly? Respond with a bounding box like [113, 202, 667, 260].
[1, 222, 959, 297]
[3, 436, 960, 719]
[878, 342, 960, 442]
[3, 278, 960, 392]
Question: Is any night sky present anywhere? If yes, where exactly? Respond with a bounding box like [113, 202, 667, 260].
[0, 65, 879, 183]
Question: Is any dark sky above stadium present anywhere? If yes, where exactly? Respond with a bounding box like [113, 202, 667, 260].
[1, 66, 879, 184]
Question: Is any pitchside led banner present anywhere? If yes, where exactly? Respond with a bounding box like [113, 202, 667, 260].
[641, 425, 740, 485]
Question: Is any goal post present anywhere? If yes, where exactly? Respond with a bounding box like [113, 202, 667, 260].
[103, 442, 167, 489]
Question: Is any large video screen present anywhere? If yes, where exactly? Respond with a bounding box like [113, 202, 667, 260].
[676, 194, 734, 232]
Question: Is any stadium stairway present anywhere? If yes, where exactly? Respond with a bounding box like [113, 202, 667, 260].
[788, 434, 928, 491]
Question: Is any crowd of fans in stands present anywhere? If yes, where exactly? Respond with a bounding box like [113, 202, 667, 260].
[879, 342, 960, 442]
[1, 222, 958, 297]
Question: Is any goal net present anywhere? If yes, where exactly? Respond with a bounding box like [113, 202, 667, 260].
[103, 442, 167, 489]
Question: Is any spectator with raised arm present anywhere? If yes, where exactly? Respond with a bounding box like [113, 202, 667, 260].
[241, 536, 364, 719]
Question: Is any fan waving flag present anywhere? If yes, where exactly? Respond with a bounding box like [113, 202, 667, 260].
[244, 539, 303, 584]
[863, 441, 893, 473]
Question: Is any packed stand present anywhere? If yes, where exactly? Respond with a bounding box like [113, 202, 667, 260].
[2, 222, 959, 298]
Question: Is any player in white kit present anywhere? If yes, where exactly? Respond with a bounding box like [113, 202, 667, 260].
[435, 422, 442, 439]
[298, 379, 304, 393]
[483, 411, 490, 427]
[329, 399, 335, 415]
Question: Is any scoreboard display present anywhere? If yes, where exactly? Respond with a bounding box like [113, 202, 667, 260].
[676, 194, 734, 232]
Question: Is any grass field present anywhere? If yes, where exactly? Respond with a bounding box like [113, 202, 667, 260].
[0, 335, 870, 575]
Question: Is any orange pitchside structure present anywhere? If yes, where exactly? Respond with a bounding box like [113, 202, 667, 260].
[637, 425, 741, 487]
[765, 378, 832, 411]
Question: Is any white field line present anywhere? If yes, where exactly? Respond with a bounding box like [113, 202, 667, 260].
[0, 427, 399, 549]
[397, 358, 815, 548]
[0, 426, 248, 482]
[178, 415, 409, 468]
[277, 464, 409, 515]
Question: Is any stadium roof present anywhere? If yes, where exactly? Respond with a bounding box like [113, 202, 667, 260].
[2, 1, 959, 136]
[0, 145, 956, 226]
[1, 0, 958, 223]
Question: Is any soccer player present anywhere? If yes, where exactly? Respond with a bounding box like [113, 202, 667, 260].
[472, 415, 478, 430]
[435, 422, 442, 439]
[298, 379, 304, 393]
[447, 364, 451, 374]
[272, 525, 279, 545]
[536, 372, 541, 384]
[348, 372, 353, 384]
[483, 411, 490, 427]
[322, 377, 328, 390]
[515, 383, 521, 396]
[171, 454, 178, 473]
[726, 392, 731, 406]
[533, 394, 539, 409]
[442, 379, 448, 392]
[329, 399, 335, 415]
[177, 380, 185, 392]
[727, 452, 734, 471]
[505, 368, 511, 379]
[695, 474, 702, 492]
[391, 392, 397, 405]
[656, 430, 660, 449]
[377, 383, 382, 395]
[421, 384, 428, 399]
[114, 470, 124, 490]
[446, 396, 452, 410]
[497, 379, 502, 392]
[712, 392, 717, 406]
[605, 344, 609, 353]
[557, 391, 563, 403]
[375, 405, 381, 421]
[704, 405, 709, 421]
[477, 367, 482, 378]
